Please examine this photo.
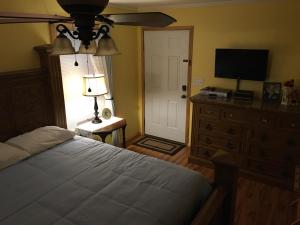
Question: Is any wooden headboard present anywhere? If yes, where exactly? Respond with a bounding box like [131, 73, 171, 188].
[0, 69, 56, 142]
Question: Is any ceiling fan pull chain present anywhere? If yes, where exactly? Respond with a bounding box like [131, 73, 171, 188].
[87, 54, 90, 75]
[74, 54, 79, 67]
[73, 24, 79, 67]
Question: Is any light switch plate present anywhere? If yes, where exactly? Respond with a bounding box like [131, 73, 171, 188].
[192, 78, 204, 87]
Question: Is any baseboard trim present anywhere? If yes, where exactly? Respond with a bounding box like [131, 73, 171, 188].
[126, 133, 142, 147]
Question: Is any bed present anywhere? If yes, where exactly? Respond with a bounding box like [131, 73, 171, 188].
[0, 53, 238, 225]
[1, 134, 212, 225]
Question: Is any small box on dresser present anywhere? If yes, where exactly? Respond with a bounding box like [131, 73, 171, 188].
[190, 94, 300, 189]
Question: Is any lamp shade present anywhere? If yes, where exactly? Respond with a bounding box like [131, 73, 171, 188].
[82, 74, 107, 97]
[95, 37, 121, 56]
[51, 33, 75, 55]
[78, 40, 97, 54]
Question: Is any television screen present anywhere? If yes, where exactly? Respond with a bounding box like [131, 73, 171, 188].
[215, 49, 269, 81]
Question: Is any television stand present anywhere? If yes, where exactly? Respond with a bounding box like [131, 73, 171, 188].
[233, 78, 254, 101]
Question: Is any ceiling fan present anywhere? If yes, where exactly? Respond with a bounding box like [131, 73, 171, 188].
[0, 0, 176, 55]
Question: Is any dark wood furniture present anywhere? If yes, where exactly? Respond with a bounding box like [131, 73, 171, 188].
[76, 117, 127, 148]
[34, 45, 67, 128]
[190, 94, 300, 189]
[288, 198, 300, 225]
[0, 69, 56, 142]
[0, 49, 239, 225]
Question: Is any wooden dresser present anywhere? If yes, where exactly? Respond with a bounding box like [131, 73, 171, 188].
[190, 94, 300, 189]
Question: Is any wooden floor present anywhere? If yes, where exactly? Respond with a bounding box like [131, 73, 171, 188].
[127, 142, 298, 225]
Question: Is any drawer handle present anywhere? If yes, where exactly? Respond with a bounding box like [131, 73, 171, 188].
[260, 134, 268, 142]
[206, 110, 213, 115]
[261, 118, 268, 123]
[291, 123, 296, 128]
[287, 139, 296, 147]
[206, 138, 212, 145]
[259, 149, 266, 157]
[227, 128, 235, 135]
[228, 113, 233, 118]
[285, 154, 292, 161]
[282, 171, 288, 177]
[206, 124, 212, 130]
[227, 142, 234, 149]
[257, 165, 263, 171]
[204, 150, 210, 157]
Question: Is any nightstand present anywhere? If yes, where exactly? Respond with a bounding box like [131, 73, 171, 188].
[76, 117, 127, 148]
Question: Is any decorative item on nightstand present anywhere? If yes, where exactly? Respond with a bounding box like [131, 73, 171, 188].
[102, 108, 112, 120]
[83, 74, 107, 124]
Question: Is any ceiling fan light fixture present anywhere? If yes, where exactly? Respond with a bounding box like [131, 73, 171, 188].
[51, 33, 75, 55]
[95, 36, 120, 56]
[78, 40, 98, 54]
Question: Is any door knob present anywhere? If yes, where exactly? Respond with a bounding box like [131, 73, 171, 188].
[181, 94, 187, 99]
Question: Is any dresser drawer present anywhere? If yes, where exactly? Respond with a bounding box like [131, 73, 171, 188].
[249, 129, 299, 148]
[248, 129, 278, 145]
[198, 119, 243, 138]
[197, 104, 220, 119]
[191, 145, 216, 159]
[222, 108, 245, 123]
[279, 114, 300, 131]
[222, 108, 276, 127]
[246, 159, 291, 178]
[254, 112, 277, 128]
[198, 134, 241, 153]
[247, 143, 296, 164]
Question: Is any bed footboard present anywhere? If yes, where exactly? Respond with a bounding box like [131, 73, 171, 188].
[191, 151, 239, 225]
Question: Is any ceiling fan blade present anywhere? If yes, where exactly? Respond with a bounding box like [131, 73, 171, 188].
[0, 12, 72, 24]
[0, 18, 65, 24]
[102, 12, 176, 27]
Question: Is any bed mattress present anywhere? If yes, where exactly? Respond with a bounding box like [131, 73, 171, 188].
[0, 136, 212, 225]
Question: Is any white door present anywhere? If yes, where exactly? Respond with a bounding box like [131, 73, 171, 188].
[144, 30, 190, 143]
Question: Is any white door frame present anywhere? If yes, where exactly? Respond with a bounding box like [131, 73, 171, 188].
[141, 26, 194, 145]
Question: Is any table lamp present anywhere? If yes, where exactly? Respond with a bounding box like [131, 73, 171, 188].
[83, 74, 107, 123]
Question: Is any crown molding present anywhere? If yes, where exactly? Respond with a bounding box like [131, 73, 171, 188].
[109, 0, 276, 11]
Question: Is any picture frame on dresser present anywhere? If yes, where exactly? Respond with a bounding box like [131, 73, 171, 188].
[263, 82, 282, 102]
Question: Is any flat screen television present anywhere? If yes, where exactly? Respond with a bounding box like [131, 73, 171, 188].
[215, 49, 269, 81]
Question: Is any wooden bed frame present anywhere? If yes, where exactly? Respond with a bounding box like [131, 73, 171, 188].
[0, 45, 239, 225]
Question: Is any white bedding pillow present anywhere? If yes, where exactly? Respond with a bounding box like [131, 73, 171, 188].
[0, 143, 30, 171]
[6, 126, 75, 155]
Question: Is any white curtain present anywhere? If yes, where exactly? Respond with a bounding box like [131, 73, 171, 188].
[90, 56, 120, 146]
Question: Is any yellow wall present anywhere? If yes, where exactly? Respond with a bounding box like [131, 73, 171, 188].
[0, 1, 140, 140]
[2, 0, 300, 142]
[137, 0, 300, 141]
[111, 25, 140, 140]
[0, 1, 65, 72]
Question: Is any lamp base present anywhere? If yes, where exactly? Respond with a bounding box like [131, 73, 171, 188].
[92, 96, 102, 124]
[92, 117, 102, 124]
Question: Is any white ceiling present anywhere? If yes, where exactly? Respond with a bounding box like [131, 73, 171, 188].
[108, 0, 271, 9]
